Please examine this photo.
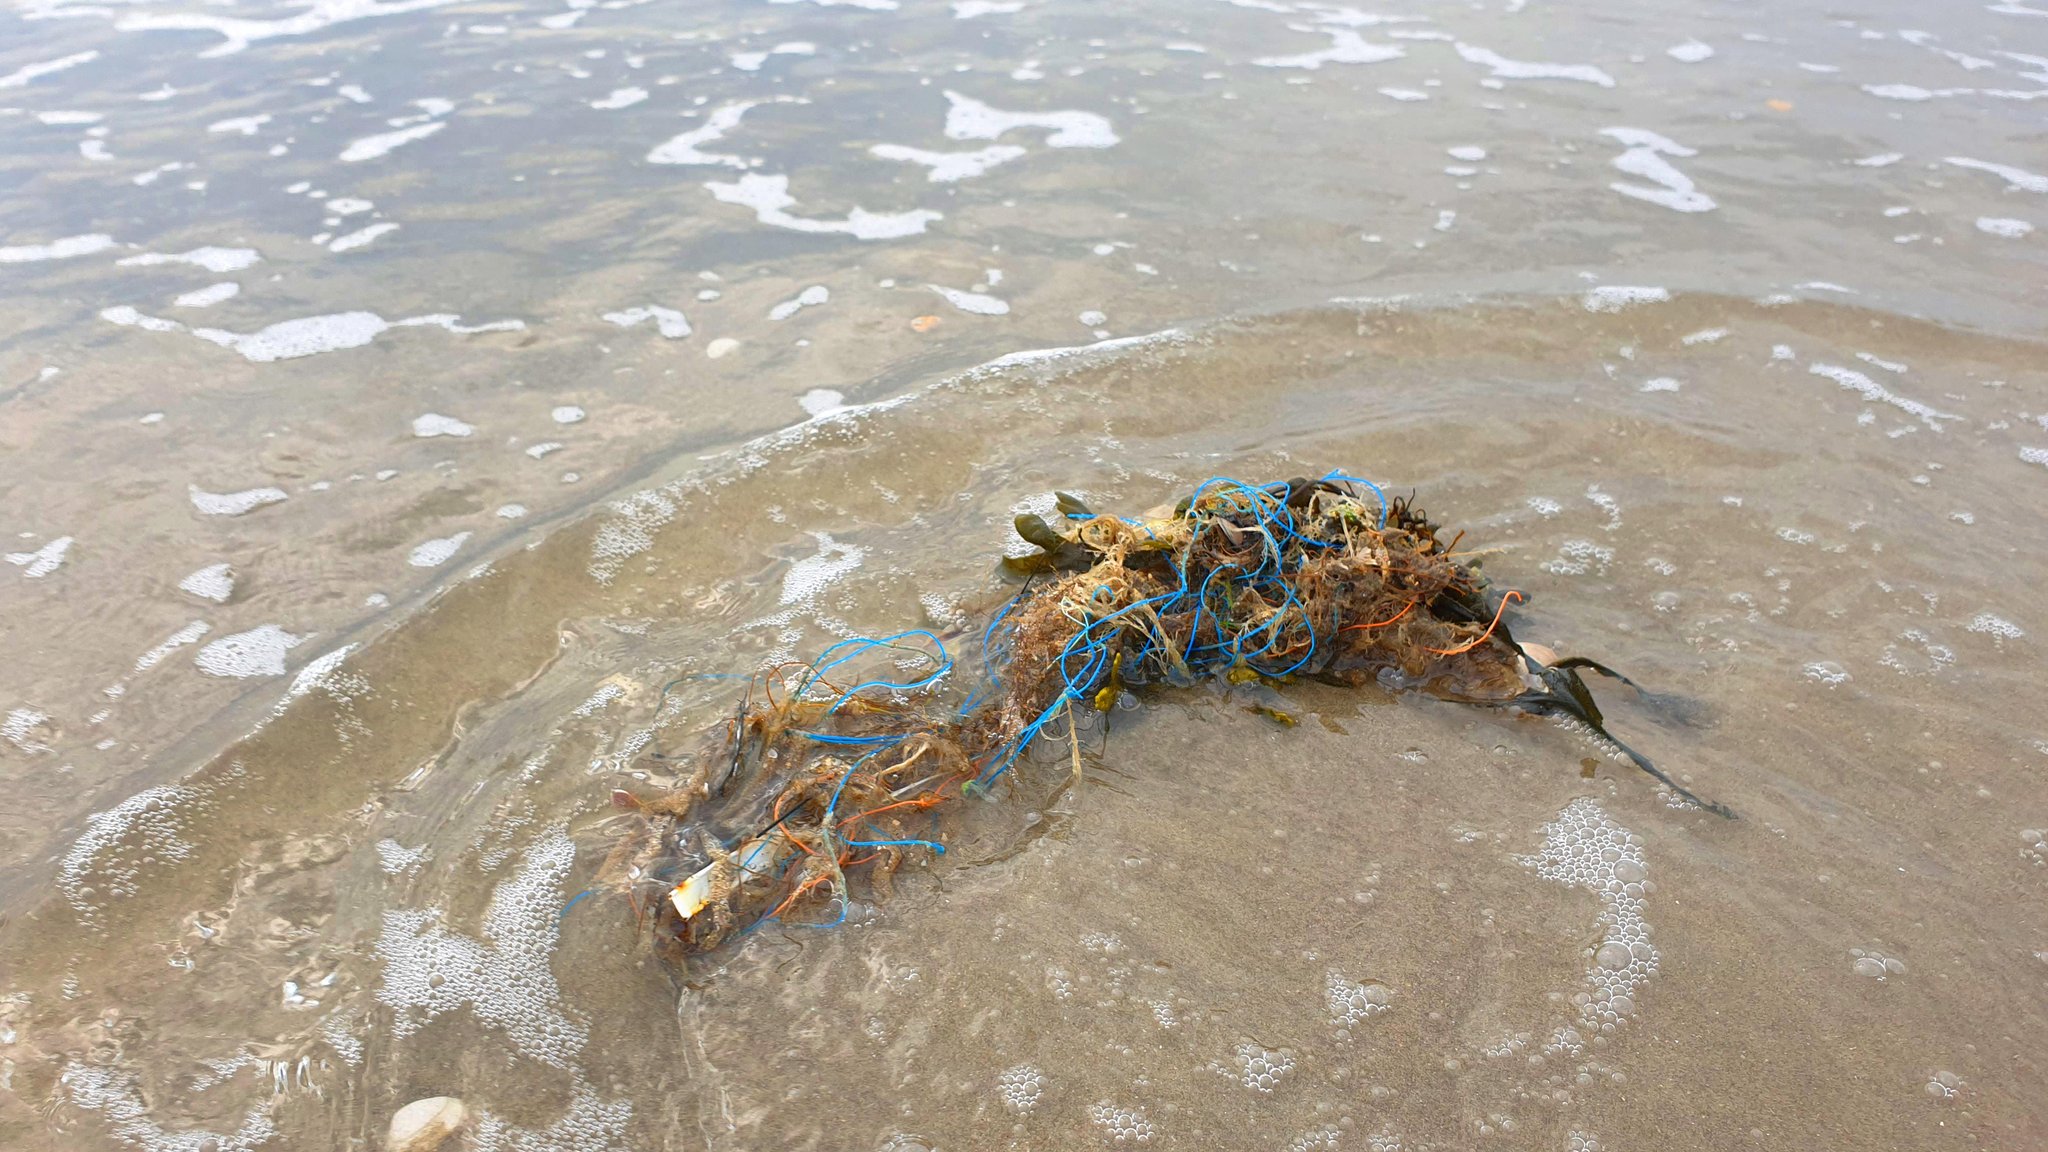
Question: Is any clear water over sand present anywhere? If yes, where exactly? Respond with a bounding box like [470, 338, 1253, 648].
[2, 1, 2045, 1149]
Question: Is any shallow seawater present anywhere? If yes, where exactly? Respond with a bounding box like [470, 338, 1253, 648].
[3, 1, 2046, 1149]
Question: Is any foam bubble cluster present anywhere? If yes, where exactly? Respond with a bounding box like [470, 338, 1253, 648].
[1044, 964, 1075, 1002]
[1087, 1101, 1155, 1145]
[1965, 612, 2024, 639]
[1541, 539, 1614, 576]
[1287, 1125, 1342, 1151]
[61, 1061, 277, 1151]
[588, 489, 679, 583]
[1326, 970, 1393, 1033]
[58, 784, 196, 927]
[1213, 1040, 1295, 1095]
[1850, 947, 1906, 979]
[468, 1080, 633, 1152]
[194, 624, 303, 678]
[996, 1063, 1046, 1115]
[1520, 799, 1657, 1037]
[376, 826, 588, 1067]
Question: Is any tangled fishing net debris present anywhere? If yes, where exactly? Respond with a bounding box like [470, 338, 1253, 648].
[598, 473, 1733, 967]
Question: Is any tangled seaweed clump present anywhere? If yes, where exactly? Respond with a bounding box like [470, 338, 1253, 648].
[598, 473, 1731, 967]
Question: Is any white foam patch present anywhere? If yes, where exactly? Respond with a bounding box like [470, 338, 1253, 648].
[1682, 327, 1727, 344]
[1455, 43, 1614, 86]
[781, 532, 866, 606]
[108, 308, 521, 361]
[1864, 83, 2048, 102]
[869, 142, 1026, 182]
[1947, 156, 2048, 193]
[1541, 539, 1614, 575]
[982, 329, 1183, 370]
[588, 490, 678, 584]
[117, 0, 456, 58]
[61, 1057, 279, 1150]
[1666, 39, 1714, 62]
[551, 406, 585, 424]
[377, 838, 427, 874]
[1378, 86, 1429, 100]
[731, 41, 814, 71]
[954, 0, 1023, 16]
[1582, 285, 1670, 312]
[1808, 362, 1959, 430]
[1899, 29, 1996, 70]
[330, 222, 399, 252]
[768, 284, 829, 320]
[56, 780, 201, 929]
[497, 503, 527, 519]
[646, 97, 801, 167]
[0, 233, 115, 263]
[704, 172, 941, 240]
[339, 120, 444, 162]
[3, 707, 51, 753]
[1854, 152, 1904, 167]
[1520, 798, 1658, 1043]
[1976, 216, 2034, 237]
[769, 0, 896, 7]
[5, 535, 73, 578]
[189, 484, 288, 516]
[408, 532, 472, 567]
[413, 412, 474, 437]
[134, 620, 211, 673]
[602, 305, 692, 338]
[571, 682, 624, 717]
[590, 86, 648, 110]
[468, 1082, 633, 1152]
[207, 113, 271, 136]
[1640, 376, 1681, 392]
[173, 282, 240, 308]
[376, 826, 589, 1067]
[1253, 28, 1403, 69]
[272, 642, 358, 715]
[1966, 612, 2024, 639]
[180, 562, 235, 601]
[0, 50, 99, 89]
[943, 90, 1119, 148]
[37, 110, 103, 125]
[101, 305, 183, 333]
[118, 246, 261, 272]
[200, 312, 391, 359]
[928, 284, 1009, 315]
[195, 624, 304, 677]
[799, 387, 846, 417]
[1600, 127, 1715, 212]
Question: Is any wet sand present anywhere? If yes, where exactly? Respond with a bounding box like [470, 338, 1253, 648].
[5, 294, 2047, 1148]
[4, 0, 2048, 1147]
